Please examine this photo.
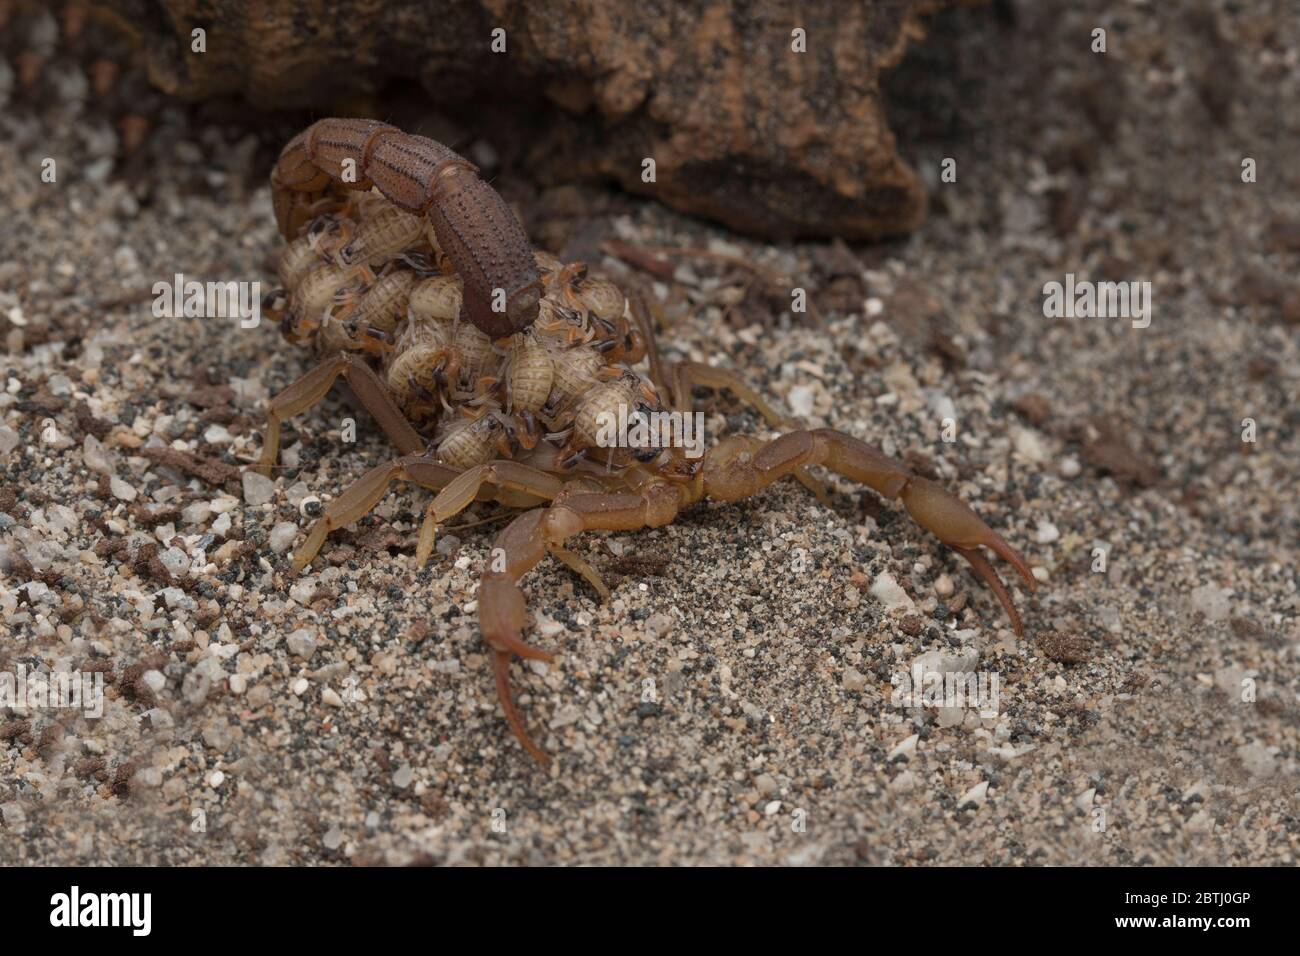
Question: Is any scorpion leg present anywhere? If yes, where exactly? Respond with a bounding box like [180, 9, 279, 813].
[253, 351, 423, 478]
[415, 460, 566, 567]
[292, 455, 558, 572]
[627, 289, 667, 393]
[480, 482, 686, 762]
[291, 454, 453, 572]
[672, 361, 830, 505]
[702, 428, 1036, 634]
[670, 361, 783, 426]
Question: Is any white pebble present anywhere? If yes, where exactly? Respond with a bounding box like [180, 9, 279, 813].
[181, 501, 212, 525]
[870, 572, 915, 611]
[1191, 584, 1232, 622]
[933, 573, 954, 597]
[290, 677, 309, 696]
[957, 780, 989, 809]
[286, 628, 317, 659]
[109, 476, 137, 501]
[242, 471, 275, 506]
[787, 385, 816, 418]
[269, 522, 298, 553]
[203, 424, 234, 445]
[1012, 427, 1049, 463]
[81, 434, 114, 475]
[1059, 455, 1081, 478]
[1034, 520, 1060, 544]
[208, 770, 225, 788]
[887, 734, 919, 761]
[159, 547, 189, 575]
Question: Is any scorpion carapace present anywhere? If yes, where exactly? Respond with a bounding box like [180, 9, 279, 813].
[256, 121, 1037, 764]
[270, 117, 541, 338]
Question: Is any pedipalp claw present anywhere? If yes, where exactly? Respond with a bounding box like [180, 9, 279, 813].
[953, 545, 1024, 636]
[491, 650, 551, 764]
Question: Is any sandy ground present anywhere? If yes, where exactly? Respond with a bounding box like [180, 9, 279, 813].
[1, 0, 1298, 865]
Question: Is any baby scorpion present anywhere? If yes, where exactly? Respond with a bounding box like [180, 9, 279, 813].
[256, 118, 1038, 764]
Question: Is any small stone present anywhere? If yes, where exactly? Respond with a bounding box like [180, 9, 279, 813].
[0, 426, 18, 459]
[290, 677, 309, 696]
[208, 770, 225, 788]
[182, 671, 211, 705]
[1236, 743, 1276, 779]
[159, 547, 189, 576]
[1059, 456, 1082, 478]
[841, 667, 867, 692]
[143, 708, 174, 732]
[82, 434, 114, 475]
[889, 770, 915, 792]
[936, 706, 965, 728]
[160, 586, 193, 609]
[787, 384, 815, 418]
[1034, 520, 1060, 544]
[142, 669, 166, 693]
[212, 512, 232, 537]
[957, 780, 989, 809]
[323, 825, 343, 850]
[242, 471, 275, 506]
[133, 767, 163, 789]
[755, 773, 778, 796]
[109, 476, 137, 501]
[182, 501, 212, 525]
[887, 734, 918, 761]
[870, 572, 915, 611]
[46, 374, 73, 396]
[642, 612, 674, 640]
[1191, 584, 1232, 622]
[1012, 427, 1049, 463]
[203, 424, 234, 445]
[550, 704, 583, 728]
[322, 687, 343, 707]
[286, 628, 317, 659]
[933, 573, 955, 597]
[202, 720, 234, 752]
[228, 674, 247, 695]
[763, 800, 782, 816]
[1096, 604, 1123, 633]
[269, 521, 298, 553]
[392, 763, 413, 789]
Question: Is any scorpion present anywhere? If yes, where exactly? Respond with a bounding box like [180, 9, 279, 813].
[256, 118, 1037, 764]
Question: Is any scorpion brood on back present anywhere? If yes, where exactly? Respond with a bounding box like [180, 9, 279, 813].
[257, 118, 1037, 764]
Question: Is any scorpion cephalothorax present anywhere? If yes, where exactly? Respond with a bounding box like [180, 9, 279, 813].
[255, 118, 1038, 764]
